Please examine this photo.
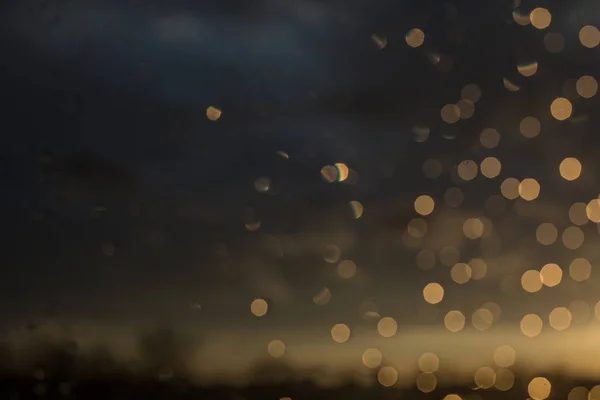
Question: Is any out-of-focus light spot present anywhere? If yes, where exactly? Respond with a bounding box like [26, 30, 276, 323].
[321, 165, 338, 183]
[569, 258, 592, 282]
[521, 313, 543, 337]
[579, 25, 600, 48]
[529, 377, 552, 400]
[451, 263, 472, 284]
[313, 287, 332, 305]
[568, 387, 589, 400]
[444, 187, 464, 207]
[371, 33, 387, 49]
[254, 176, 271, 193]
[463, 218, 484, 239]
[441, 104, 461, 123]
[457, 99, 475, 119]
[251, 299, 268, 317]
[569, 202, 588, 225]
[408, 218, 428, 238]
[362, 348, 383, 368]
[276, 150, 289, 159]
[503, 77, 521, 91]
[331, 323, 351, 343]
[480, 128, 500, 149]
[423, 159, 443, 179]
[418, 353, 439, 373]
[440, 246, 460, 266]
[349, 200, 364, 219]
[480, 157, 501, 178]
[562, 226, 584, 250]
[576, 75, 598, 98]
[268, 340, 286, 358]
[520, 116, 541, 138]
[444, 395, 462, 400]
[494, 368, 515, 391]
[472, 308, 494, 331]
[469, 258, 487, 280]
[540, 263, 562, 287]
[536, 223, 558, 245]
[417, 250, 436, 270]
[474, 366, 496, 389]
[444, 310, 465, 332]
[544, 32, 565, 53]
[245, 221, 261, 231]
[518, 178, 540, 201]
[586, 199, 600, 222]
[494, 345, 516, 367]
[549, 307, 572, 331]
[413, 125, 430, 142]
[513, 9, 530, 25]
[323, 245, 341, 263]
[457, 160, 478, 181]
[414, 195, 435, 216]
[416, 373, 437, 393]
[521, 270, 543, 293]
[559, 157, 582, 181]
[462, 84, 482, 103]
[337, 260, 357, 279]
[501, 178, 520, 200]
[551, 97, 573, 120]
[406, 28, 425, 47]
[517, 61, 538, 77]
[206, 106, 221, 121]
[377, 317, 398, 338]
[334, 163, 349, 182]
[530, 8, 551, 29]
[377, 366, 398, 387]
[423, 283, 444, 304]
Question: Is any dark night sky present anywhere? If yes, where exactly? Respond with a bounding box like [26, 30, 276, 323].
[2, 0, 600, 380]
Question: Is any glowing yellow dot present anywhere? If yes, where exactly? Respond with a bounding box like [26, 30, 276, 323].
[321, 165, 338, 183]
[469, 258, 487, 280]
[457, 160, 478, 181]
[520, 116, 541, 138]
[495, 368, 515, 391]
[406, 28, 425, 48]
[377, 366, 398, 387]
[461, 84, 482, 103]
[536, 223, 558, 245]
[494, 345, 516, 367]
[335, 163, 349, 182]
[579, 25, 600, 48]
[337, 260, 357, 279]
[513, 9, 530, 26]
[349, 200, 364, 219]
[562, 226, 584, 250]
[444, 310, 465, 332]
[441, 104, 461, 124]
[518, 61, 538, 77]
[474, 366, 496, 389]
[521, 270, 543, 293]
[500, 177, 520, 200]
[518, 178, 540, 201]
[457, 99, 475, 119]
[540, 263, 562, 287]
[528, 377, 552, 400]
[569, 202, 589, 225]
[267, 340, 286, 358]
[520, 313, 543, 337]
[559, 157, 582, 181]
[423, 283, 444, 304]
[530, 8, 551, 29]
[444, 395, 462, 400]
[480, 128, 500, 149]
[480, 157, 501, 178]
[331, 323, 351, 343]
[568, 387, 589, 400]
[414, 195, 435, 216]
[377, 317, 398, 338]
[463, 218, 484, 239]
[586, 199, 600, 222]
[569, 258, 592, 282]
[472, 308, 494, 331]
[416, 373, 437, 393]
[451, 263, 472, 284]
[503, 77, 521, 91]
[362, 348, 382, 368]
[206, 106, 222, 121]
[251, 299, 268, 317]
[550, 97, 573, 121]
[549, 307, 572, 331]
[418, 353, 439, 373]
[576, 75, 598, 98]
